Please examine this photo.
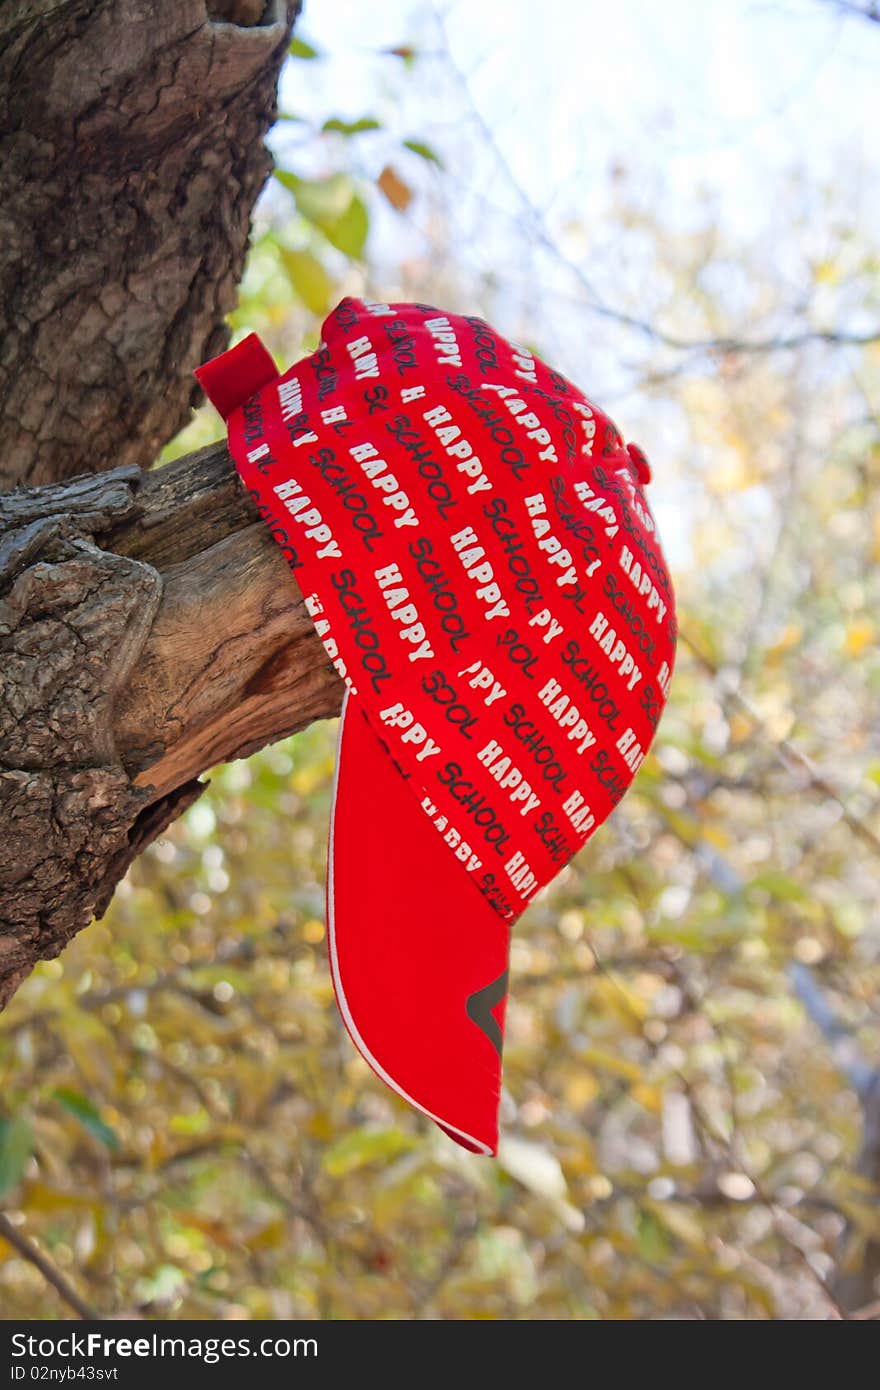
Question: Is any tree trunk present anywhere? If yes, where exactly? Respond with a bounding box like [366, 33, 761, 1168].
[0, 0, 297, 489]
[0, 0, 343, 1009]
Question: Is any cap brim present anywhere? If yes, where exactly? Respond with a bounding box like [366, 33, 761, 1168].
[327, 693, 512, 1155]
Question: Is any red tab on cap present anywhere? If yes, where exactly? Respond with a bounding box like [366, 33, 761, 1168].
[195, 333, 279, 421]
[626, 441, 652, 485]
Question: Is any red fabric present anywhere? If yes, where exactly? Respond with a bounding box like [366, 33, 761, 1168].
[194, 333, 278, 422]
[197, 299, 677, 1152]
[329, 697, 508, 1154]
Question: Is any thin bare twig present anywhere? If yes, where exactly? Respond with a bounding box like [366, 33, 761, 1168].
[433, 5, 880, 359]
[0, 1211, 98, 1320]
[819, 0, 880, 24]
[680, 632, 880, 862]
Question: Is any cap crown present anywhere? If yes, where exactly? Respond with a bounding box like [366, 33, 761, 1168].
[223, 298, 677, 921]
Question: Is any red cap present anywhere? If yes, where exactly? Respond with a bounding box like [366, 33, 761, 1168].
[197, 299, 676, 1154]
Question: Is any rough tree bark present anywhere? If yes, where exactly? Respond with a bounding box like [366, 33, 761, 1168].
[0, 1, 342, 1009]
[1, 0, 298, 488]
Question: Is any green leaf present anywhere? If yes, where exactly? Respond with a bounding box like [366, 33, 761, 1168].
[747, 871, 807, 902]
[637, 1209, 671, 1262]
[273, 168, 300, 196]
[287, 172, 354, 225]
[290, 37, 320, 59]
[322, 195, 369, 258]
[0, 1115, 34, 1199]
[274, 172, 369, 260]
[403, 138, 443, 167]
[280, 249, 334, 316]
[322, 1127, 413, 1177]
[52, 1088, 120, 1152]
[322, 116, 382, 136]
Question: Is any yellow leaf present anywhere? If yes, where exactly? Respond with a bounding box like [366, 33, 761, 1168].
[591, 975, 648, 1028]
[560, 1137, 598, 1176]
[280, 248, 334, 316]
[323, 1127, 413, 1176]
[306, 1110, 334, 1141]
[814, 259, 839, 284]
[169, 1109, 211, 1136]
[645, 1199, 705, 1249]
[22, 1181, 99, 1214]
[729, 712, 753, 742]
[245, 1217, 286, 1251]
[175, 1211, 237, 1250]
[578, 1046, 643, 1083]
[844, 620, 874, 657]
[377, 165, 412, 212]
[765, 623, 803, 663]
[563, 1073, 600, 1109]
[631, 1082, 663, 1115]
[701, 824, 731, 850]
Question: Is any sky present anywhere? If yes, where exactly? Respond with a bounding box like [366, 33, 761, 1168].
[269, 0, 879, 567]
[286, 0, 878, 238]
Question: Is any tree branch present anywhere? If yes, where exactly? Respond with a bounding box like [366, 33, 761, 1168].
[818, 1, 880, 23]
[0, 446, 342, 1010]
[435, 9, 879, 364]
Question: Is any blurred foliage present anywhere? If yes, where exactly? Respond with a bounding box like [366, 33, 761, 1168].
[2, 15, 880, 1321]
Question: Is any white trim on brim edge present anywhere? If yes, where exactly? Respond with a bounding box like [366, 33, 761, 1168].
[326, 688, 493, 1156]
